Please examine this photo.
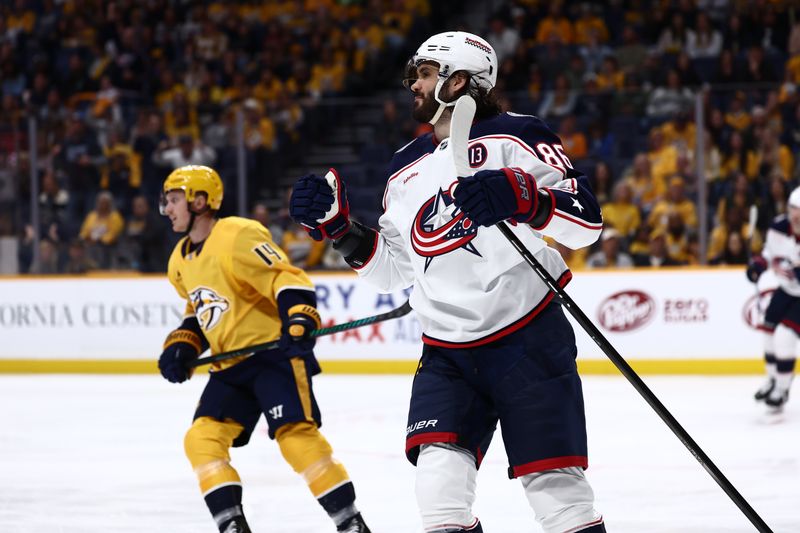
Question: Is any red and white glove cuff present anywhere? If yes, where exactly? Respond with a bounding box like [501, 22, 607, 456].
[502, 167, 539, 223]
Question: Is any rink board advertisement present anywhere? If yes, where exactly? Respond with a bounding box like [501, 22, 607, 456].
[0, 269, 777, 372]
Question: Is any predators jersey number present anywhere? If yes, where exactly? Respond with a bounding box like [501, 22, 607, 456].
[253, 242, 283, 266]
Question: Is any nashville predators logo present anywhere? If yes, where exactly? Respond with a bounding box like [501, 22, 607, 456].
[189, 286, 230, 331]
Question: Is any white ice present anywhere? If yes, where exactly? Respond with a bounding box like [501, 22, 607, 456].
[1, 374, 798, 533]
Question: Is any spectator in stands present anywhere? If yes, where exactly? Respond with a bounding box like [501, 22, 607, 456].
[657, 12, 688, 56]
[550, 239, 587, 271]
[596, 56, 624, 92]
[122, 195, 167, 272]
[753, 127, 794, 180]
[536, 34, 572, 83]
[29, 238, 61, 274]
[153, 134, 216, 170]
[710, 229, 750, 265]
[647, 128, 680, 187]
[38, 170, 70, 241]
[486, 15, 520, 64]
[624, 153, 665, 215]
[590, 160, 613, 205]
[646, 69, 693, 119]
[722, 13, 752, 55]
[612, 72, 647, 119]
[63, 239, 97, 274]
[79, 191, 125, 269]
[660, 110, 696, 151]
[721, 130, 757, 179]
[586, 228, 634, 268]
[602, 181, 641, 239]
[674, 52, 702, 88]
[558, 115, 588, 160]
[687, 12, 723, 59]
[54, 114, 105, 221]
[586, 120, 615, 160]
[713, 51, 743, 93]
[281, 222, 327, 270]
[760, 175, 790, 229]
[709, 204, 761, 261]
[251, 202, 284, 245]
[633, 228, 685, 267]
[574, 3, 608, 45]
[535, 3, 573, 46]
[132, 111, 170, 200]
[616, 25, 648, 75]
[648, 176, 698, 231]
[578, 29, 612, 75]
[537, 73, 577, 121]
[664, 212, 692, 263]
[102, 128, 141, 213]
[742, 45, 778, 85]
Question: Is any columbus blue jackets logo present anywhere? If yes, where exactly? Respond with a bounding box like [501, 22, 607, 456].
[189, 286, 230, 331]
[411, 187, 480, 271]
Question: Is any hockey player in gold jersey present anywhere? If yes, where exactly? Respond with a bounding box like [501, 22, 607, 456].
[158, 165, 371, 533]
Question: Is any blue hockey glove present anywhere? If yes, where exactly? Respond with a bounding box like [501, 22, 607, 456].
[278, 304, 321, 359]
[746, 256, 767, 283]
[453, 167, 540, 227]
[158, 328, 203, 383]
[290, 168, 351, 241]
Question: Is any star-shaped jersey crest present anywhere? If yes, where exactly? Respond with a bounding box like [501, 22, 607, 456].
[571, 198, 584, 213]
[411, 187, 481, 271]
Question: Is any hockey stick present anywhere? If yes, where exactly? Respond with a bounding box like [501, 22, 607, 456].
[747, 205, 764, 317]
[188, 300, 413, 369]
[449, 95, 773, 533]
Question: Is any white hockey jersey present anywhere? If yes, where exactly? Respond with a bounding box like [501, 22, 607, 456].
[355, 112, 603, 347]
[763, 215, 800, 296]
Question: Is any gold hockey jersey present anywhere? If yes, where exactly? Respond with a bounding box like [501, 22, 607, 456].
[167, 217, 316, 370]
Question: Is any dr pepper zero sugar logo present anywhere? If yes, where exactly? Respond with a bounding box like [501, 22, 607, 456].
[597, 290, 656, 332]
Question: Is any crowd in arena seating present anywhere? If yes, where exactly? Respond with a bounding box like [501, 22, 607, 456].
[0, 0, 433, 273]
[480, 0, 796, 271]
[1, 0, 798, 274]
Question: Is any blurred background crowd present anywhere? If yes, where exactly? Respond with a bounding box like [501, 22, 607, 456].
[0, 0, 797, 274]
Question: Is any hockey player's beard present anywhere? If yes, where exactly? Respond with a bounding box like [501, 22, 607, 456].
[412, 91, 439, 123]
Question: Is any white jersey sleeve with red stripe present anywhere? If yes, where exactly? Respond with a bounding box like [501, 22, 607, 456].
[500, 113, 603, 249]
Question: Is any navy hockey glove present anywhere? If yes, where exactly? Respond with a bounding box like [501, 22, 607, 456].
[453, 167, 543, 227]
[290, 168, 351, 241]
[158, 328, 203, 383]
[278, 304, 321, 359]
[746, 256, 767, 283]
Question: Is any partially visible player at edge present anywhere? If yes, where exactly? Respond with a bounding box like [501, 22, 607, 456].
[747, 186, 800, 411]
[158, 165, 371, 533]
[290, 32, 605, 533]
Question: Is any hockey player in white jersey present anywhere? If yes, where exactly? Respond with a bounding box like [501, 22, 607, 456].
[290, 32, 606, 532]
[746, 186, 800, 410]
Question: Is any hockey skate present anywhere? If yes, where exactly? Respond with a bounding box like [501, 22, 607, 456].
[221, 517, 252, 533]
[337, 512, 371, 533]
[754, 377, 775, 401]
[764, 387, 789, 412]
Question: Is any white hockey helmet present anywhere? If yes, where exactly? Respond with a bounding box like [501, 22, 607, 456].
[407, 31, 498, 124]
[789, 186, 800, 209]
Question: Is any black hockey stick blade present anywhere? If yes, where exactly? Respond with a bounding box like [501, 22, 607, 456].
[188, 300, 413, 369]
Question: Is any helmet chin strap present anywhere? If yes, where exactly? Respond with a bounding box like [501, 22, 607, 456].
[185, 205, 212, 238]
[428, 77, 457, 125]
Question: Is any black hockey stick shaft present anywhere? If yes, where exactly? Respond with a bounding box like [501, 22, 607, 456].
[188, 300, 413, 369]
[495, 221, 773, 533]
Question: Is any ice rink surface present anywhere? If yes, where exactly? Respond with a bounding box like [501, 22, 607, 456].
[2, 373, 798, 533]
